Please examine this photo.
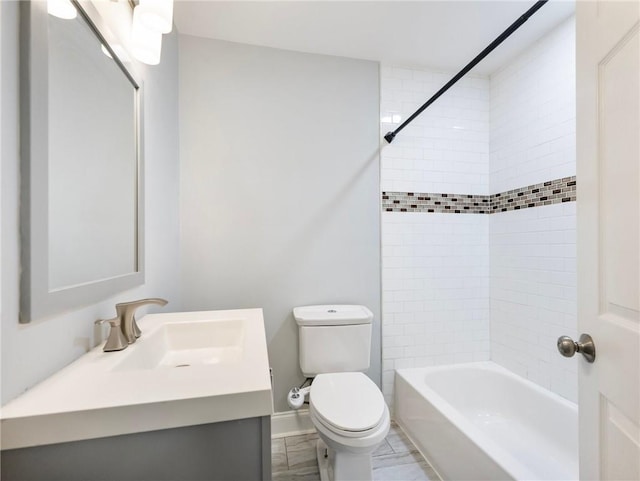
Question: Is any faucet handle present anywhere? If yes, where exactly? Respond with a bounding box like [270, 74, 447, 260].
[115, 298, 169, 310]
[116, 298, 168, 343]
[95, 317, 129, 352]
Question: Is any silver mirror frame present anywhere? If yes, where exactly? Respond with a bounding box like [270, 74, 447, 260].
[19, 0, 145, 323]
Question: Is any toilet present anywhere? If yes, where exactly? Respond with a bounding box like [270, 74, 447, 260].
[293, 305, 390, 481]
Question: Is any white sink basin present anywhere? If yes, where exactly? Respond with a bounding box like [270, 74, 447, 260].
[113, 319, 245, 370]
[0, 309, 272, 450]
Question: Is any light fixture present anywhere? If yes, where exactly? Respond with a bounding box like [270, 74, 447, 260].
[136, 0, 173, 34]
[131, 6, 162, 65]
[101, 44, 131, 63]
[47, 0, 77, 20]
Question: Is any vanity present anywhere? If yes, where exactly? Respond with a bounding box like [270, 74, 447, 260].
[0, 308, 274, 481]
[6, 2, 272, 478]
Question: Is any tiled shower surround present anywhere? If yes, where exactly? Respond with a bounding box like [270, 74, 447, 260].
[488, 16, 577, 402]
[381, 16, 577, 408]
[380, 64, 491, 408]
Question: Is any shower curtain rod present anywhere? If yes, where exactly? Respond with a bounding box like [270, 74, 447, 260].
[384, 0, 548, 144]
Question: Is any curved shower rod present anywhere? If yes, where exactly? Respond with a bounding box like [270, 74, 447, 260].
[384, 0, 548, 144]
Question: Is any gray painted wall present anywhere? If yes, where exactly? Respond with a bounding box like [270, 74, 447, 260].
[1, 4, 182, 404]
[179, 36, 381, 413]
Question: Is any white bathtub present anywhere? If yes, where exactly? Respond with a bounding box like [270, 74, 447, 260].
[395, 362, 578, 481]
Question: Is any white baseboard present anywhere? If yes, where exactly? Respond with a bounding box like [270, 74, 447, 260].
[271, 409, 316, 438]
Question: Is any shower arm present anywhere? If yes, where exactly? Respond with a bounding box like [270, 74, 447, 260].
[384, 0, 548, 144]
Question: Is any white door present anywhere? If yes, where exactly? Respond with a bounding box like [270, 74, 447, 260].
[576, 1, 640, 480]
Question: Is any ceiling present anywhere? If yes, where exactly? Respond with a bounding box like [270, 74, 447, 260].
[174, 1, 575, 76]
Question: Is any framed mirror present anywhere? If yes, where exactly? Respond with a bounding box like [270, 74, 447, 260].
[20, 0, 144, 323]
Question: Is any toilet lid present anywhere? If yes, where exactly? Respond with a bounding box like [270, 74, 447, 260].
[310, 372, 386, 432]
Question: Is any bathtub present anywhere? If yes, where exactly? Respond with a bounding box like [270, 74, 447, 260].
[395, 362, 578, 481]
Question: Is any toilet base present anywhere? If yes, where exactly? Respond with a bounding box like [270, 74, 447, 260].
[316, 438, 373, 481]
[316, 439, 331, 481]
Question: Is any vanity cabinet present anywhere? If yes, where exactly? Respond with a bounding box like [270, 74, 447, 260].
[1, 416, 271, 481]
[1, 309, 273, 481]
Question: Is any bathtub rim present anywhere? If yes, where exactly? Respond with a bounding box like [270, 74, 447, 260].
[395, 361, 578, 481]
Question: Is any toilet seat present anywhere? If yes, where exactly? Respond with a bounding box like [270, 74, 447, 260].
[310, 372, 386, 437]
[311, 407, 387, 439]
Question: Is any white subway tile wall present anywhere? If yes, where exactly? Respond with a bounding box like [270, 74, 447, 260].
[380, 15, 577, 408]
[380, 65, 491, 408]
[490, 17, 576, 194]
[489, 16, 577, 402]
[380, 66, 490, 195]
[490, 204, 578, 402]
[381, 213, 490, 407]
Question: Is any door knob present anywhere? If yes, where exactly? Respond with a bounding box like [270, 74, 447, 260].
[557, 333, 596, 363]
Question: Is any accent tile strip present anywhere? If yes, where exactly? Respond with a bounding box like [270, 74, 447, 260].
[491, 176, 576, 213]
[382, 176, 576, 214]
[382, 192, 490, 214]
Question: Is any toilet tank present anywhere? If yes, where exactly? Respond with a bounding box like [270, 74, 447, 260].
[293, 305, 373, 377]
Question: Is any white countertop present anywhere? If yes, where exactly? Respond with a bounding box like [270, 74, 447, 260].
[1, 308, 273, 450]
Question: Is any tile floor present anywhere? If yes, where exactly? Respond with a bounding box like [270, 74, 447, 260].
[272, 421, 440, 481]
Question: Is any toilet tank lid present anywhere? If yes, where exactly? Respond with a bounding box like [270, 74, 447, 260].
[293, 305, 373, 326]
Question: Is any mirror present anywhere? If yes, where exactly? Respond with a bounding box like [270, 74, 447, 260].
[20, 0, 144, 322]
[48, 8, 138, 289]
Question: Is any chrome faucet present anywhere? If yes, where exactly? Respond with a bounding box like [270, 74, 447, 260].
[116, 298, 168, 344]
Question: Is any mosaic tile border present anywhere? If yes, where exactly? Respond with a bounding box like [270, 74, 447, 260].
[491, 176, 576, 212]
[382, 176, 576, 214]
[382, 192, 491, 214]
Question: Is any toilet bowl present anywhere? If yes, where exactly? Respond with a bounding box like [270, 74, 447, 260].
[309, 372, 390, 481]
[292, 305, 388, 481]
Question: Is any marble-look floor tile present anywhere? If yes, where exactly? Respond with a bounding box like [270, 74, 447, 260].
[388, 421, 406, 437]
[285, 432, 320, 448]
[272, 438, 289, 473]
[272, 465, 321, 481]
[275, 421, 441, 481]
[372, 450, 425, 469]
[373, 461, 438, 481]
[372, 438, 394, 457]
[285, 433, 320, 470]
[387, 425, 418, 454]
